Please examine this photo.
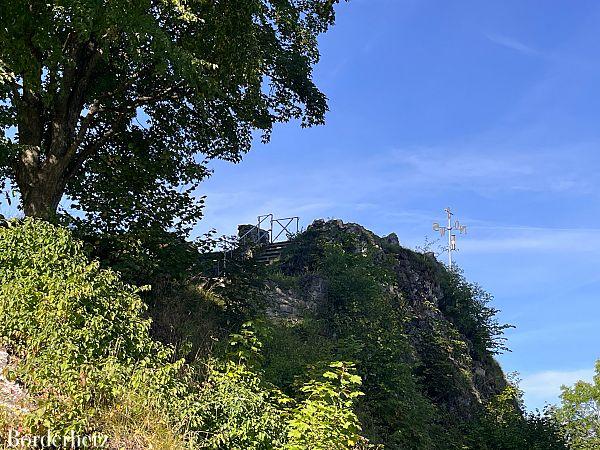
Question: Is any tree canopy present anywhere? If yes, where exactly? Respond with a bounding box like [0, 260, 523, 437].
[553, 360, 600, 450]
[0, 0, 340, 225]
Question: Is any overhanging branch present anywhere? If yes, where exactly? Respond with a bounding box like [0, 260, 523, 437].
[66, 125, 119, 180]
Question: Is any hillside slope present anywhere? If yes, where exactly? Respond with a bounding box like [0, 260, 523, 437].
[255, 219, 510, 447]
[0, 219, 567, 449]
[270, 220, 506, 400]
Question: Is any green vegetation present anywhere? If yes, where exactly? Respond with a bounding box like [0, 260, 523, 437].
[258, 221, 568, 449]
[0, 2, 589, 447]
[0, 219, 566, 450]
[0, 220, 566, 450]
[0, 219, 576, 450]
[463, 381, 567, 450]
[0, 0, 340, 224]
[0, 218, 575, 448]
[279, 234, 443, 448]
[553, 360, 600, 449]
[438, 268, 513, 357]
[0, 219, 366, 448]
[0, 219, 194, 444]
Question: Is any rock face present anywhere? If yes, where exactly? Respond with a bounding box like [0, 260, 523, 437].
[264, 219, 507, 419]
[383, 232, 400, 247]
[0, 348, 29, 415]
[266, 274, 325, 319]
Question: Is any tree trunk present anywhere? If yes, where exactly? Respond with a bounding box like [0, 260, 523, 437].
[12, 42, 109, 220]
[16, 157, 67, 220]
[20, 180, 65, 220]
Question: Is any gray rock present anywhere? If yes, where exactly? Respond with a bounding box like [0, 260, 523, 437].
[383, 233, 400, 247]
[263, 218, 508, 419]
[0, 348, 30, 414]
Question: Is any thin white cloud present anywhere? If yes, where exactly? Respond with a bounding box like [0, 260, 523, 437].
[507, 321, 600, 345]
[380, 146, 596, 196]
[473, 224, 600, 233]
[195, 141, 600, 239]
[462, 228, 600, 253]
[485, 33, 540, 56]
[521, 368, 595, 410]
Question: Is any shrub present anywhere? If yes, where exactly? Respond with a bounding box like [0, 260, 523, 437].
[0, 219, 366, 448]
[439, 269, 512, 356]
[286, 362, 364, 450]
[0, 219, 179, 434]
[465, 383, 568, 449]
[553, 360, 600, 450]
[193, 360, 290, 449]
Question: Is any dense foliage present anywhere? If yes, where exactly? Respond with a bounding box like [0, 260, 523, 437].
[0, 219, 574, 449]
[438, 268, 513, 356]
[553, 360, 600, 449]
[0, 218, 175, 434]
[465, 383, 567, 450]
[0, 0, 340, 221]
[0, 219, 365, 448]
[259, 223, 569, 449]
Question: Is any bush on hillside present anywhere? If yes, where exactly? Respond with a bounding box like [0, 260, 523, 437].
[0, 219, 364, 448]
[439, 269, 513, 357]
[0, 219, 207, 440]
[465, 384, 568, 450]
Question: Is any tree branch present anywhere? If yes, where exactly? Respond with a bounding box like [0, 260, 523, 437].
[132, 84, 184, 106]
[48, 41, 102, 159]
[64, 79, 183, 166]
[1, 71, 22, 104]
[66, 100, 101, 159]
[65, 125, 119, 180]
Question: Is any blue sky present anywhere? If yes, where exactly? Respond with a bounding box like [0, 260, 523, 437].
[195, 0, 600, 410]
[1, 0, 598, 411]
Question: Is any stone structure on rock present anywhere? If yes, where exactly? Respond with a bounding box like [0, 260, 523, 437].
[238, 224, 270, 244]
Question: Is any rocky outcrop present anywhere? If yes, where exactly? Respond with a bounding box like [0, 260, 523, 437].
[0, 348, 30, 416]
[266, 274, 326, 319]
[238, 225, 270, 244]
[264, 219, 507, 418]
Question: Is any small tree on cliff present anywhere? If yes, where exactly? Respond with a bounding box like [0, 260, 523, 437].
[553, 361, 600, 449]
[0, 0, 339, 225]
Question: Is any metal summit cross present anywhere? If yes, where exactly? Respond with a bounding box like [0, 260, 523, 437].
[432, 207, 467, 270]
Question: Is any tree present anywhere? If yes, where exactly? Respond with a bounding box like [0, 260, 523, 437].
[466, 382, 568, 450]
[0, 0, 340, 222]
[553, 360, 600, 449]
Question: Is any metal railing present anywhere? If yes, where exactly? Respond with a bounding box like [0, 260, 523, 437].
[214, 213, 300, 276]
[272, 216, 300, 242]
[239, 214, 300, 244]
